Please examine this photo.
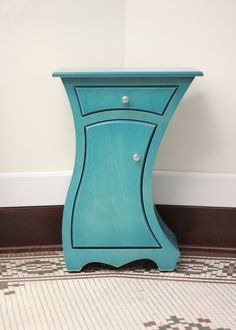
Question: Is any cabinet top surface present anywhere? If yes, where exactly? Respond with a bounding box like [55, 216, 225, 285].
[52, 67, 203, 78]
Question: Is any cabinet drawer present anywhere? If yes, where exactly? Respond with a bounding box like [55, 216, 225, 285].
[75, 86, 177, 116]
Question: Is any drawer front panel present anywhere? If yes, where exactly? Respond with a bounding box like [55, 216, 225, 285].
[75, 86, 177, 116]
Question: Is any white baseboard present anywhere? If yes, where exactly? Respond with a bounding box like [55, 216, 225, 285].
[0, 172, 71, 208]
[0, 170, 236, 207]
[152, 171, 236, 207]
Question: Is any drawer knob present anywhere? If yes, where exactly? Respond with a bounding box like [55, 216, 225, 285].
[133, 153, 140, 162]
[122, 95, 129, 104]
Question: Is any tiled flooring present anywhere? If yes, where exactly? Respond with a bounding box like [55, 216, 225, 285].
[0, 252, 235, 329]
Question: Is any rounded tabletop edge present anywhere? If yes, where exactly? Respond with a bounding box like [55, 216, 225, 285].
[52, 68, 203, 78]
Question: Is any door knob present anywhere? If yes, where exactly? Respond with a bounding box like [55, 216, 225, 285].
[133, 153, 140, 161]
[122, 96, 129, 104]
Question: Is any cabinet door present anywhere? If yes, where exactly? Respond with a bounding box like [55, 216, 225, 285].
[72, 120, 160, 248]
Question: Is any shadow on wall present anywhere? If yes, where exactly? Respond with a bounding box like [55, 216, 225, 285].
[156, 90, 219, 171]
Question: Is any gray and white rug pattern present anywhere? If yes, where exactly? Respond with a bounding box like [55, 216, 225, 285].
[0, 252, 235, 329]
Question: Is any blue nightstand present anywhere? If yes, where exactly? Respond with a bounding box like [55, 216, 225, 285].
[53, 68, 203, 271]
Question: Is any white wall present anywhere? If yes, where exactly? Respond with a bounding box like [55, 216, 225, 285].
[125, 0, 236, 173]
[1, 0, 236, 206]
[0, 0, 125, 172]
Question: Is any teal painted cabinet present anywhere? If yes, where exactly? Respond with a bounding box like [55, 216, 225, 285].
[53, 68, 203, 271]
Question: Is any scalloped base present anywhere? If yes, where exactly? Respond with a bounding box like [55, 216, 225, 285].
[64, 247, 180, 272]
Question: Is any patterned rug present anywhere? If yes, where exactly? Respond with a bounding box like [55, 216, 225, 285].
[0, 251, 235, 329]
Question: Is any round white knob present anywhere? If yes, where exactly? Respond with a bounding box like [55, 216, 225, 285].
[133, 153, 140, 161]
[122, 96, 129, 104]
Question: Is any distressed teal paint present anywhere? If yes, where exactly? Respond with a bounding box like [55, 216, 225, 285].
[53, 69, 203, 271]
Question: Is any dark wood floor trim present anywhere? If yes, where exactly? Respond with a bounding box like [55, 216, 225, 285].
[156, 205, 236, 251]
[0, 205, 235, 255]
[0, 206, 63, 248]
